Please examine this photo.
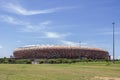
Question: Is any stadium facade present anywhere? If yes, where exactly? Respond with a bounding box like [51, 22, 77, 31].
[13, 45, 109, 60]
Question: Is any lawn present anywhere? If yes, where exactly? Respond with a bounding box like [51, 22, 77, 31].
[0, 62, 120, 80]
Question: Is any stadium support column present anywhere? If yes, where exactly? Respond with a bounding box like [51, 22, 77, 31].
[112, 22, 115, 64]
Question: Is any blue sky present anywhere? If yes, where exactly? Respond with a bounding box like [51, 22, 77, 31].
[0, 0, 120, 58]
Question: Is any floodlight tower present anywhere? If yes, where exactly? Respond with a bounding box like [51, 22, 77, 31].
[79, 41, 81, 48]
[78, 41, 81, 59]
[112, 22, 115, 63]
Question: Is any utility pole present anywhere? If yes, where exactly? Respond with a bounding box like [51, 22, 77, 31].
[79, 41, 81, 48]
[112, 22, 115, 64]
[79, 41, 81, 59]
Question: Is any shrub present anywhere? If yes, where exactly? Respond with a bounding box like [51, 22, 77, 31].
[81, 58, 89, 62]
[15, 59, 31, 64]
[67, 59, 72, 64]
[48, 59, 56, 64]
[61, 59, 68, 63]
[0, 58, 4, 63]
[15, 60, 23, 64]
[26, 60, 31, 64]
[8, 59, 16, 64]
[39, 60, 45, 64]
[88, 59, 94, 62]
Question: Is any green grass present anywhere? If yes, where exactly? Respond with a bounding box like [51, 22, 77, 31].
[0, 62, 120, 80]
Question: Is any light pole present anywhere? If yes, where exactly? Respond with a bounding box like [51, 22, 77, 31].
[78, 41, 81, 59]
[112, 22, 115, 63]
[79, 41, 81, 48]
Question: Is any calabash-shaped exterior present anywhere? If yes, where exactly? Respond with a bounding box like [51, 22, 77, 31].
[13, 46, 109, 60]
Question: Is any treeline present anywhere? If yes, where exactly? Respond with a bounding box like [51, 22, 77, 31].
[1, 57, 119, 64]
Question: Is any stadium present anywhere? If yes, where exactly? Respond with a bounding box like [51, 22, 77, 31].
[13, 45, 109, 60]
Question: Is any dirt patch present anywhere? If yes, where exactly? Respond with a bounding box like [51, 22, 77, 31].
[94, 76, 120, 80]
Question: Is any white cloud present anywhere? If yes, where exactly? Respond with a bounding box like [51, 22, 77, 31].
[0, 15, 51, 32]
[2, 3, 70, 15]
[21, 21, 51, 32]
[23, 44, 59, 47]
[116, 56, 120, 59]
[61, 40, 79, 46]
[45, 32, 60, 38]
[0, 45, 3, 49]
[110, 56, 120, 60]
[0, 15, 25, 25]
[23, 44, 40, 47]
[60, 40, 91, 47]
[43, 32, 70, 39]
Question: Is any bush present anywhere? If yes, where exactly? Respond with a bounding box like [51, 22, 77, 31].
[48, 59, 56, 64]
[26, 60, 31, 64]
[88, 59, 94, 62]
[47, 59, 73, 64]
[55, 59, 62, 63]
[67, 59, 72, 64]
[81, 58, 89, 62]
[5, 58, 110, 64]
[61, 59, 68, 63]
[71, 59, 77, 63]
[39, 60, 45, 64]
[8, 59, 16, 64]
[15, 59, 31, 64]
[15, 60, 23, 64]
[0, 58, 4, 63]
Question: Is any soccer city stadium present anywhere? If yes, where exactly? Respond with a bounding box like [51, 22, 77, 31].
[13, 45, 109, 60]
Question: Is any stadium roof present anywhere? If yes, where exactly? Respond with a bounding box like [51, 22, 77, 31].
[14, 45, 108, 52]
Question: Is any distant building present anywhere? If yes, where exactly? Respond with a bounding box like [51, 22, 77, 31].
[13, 45, 109, 60]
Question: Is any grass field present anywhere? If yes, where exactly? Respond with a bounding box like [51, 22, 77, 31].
[0, 62, 120, 80]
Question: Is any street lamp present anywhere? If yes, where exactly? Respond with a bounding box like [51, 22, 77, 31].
[112, 22, 115, 63]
